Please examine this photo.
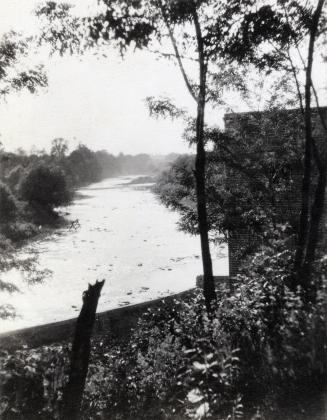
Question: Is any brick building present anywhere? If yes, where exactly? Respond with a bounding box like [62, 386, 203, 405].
[223, 107, 327, 277]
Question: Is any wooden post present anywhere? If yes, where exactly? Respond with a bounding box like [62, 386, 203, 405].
[61, 279, 105, 420]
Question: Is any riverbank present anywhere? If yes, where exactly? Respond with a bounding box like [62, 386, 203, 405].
[0, 174, 156, 247]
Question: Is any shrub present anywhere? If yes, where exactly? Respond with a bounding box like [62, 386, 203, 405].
[0, 345, 69, 420]
[19, 165, 72, 210]
[1, 221, 38, 242]
[0, 182, 17, 222]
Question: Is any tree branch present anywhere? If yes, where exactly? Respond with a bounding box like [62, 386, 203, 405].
[311, 81, 327, 134]
[159, 4, 198, 102]
[287, 48, 304, 113]
[147, 48, 198, 62]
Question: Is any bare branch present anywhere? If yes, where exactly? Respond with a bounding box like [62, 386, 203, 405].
[287, 49, 304, 113]
[159, 4, 197, 102]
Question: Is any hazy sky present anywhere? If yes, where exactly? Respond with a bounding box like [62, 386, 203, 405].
[0, 1, 326, 156]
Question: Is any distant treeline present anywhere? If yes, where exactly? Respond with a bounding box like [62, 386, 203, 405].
[0, 139, 179, 242]
[0, 141, 178, 190]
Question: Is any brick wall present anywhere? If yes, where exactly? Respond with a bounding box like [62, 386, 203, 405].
[224, 107, 327, 277]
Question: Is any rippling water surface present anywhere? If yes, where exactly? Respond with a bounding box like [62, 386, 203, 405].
[0, 176, 228, 332]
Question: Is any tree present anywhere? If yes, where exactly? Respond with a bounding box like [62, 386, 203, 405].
[36, 0, 326, 303]
[221, 0, 327, 292]
[50, 138, 69, 160]
[156, 107, 304, 258]
[67, 144, 102, 185]
[19, 164, 71, 211]
[36, 0, 253, 311]
[294, 0, 326, 283]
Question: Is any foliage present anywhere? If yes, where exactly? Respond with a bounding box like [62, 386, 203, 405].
[67, 144, 103, 185]
[78, 242, 326, 420]
[0, 345, 69, 420]
[155, 154, 199, 235]
[155, 108, 304, 252]
[36, 2, 85, 56]
[0, 31, 47, 98]
[0, 232, 53, 321]
[0, 182, 17, 222]
[1, 221, 39, 242]
[146, 96, 187, 120]
[19, 164, 72, 210]
[5, 165, 25, 193]
[38, 0, 299, 310]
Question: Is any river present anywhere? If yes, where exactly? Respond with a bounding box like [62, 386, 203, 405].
[0, 176, 228, 333]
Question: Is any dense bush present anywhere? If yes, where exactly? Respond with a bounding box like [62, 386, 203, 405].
[0, 345, 69, 420]
[0, 182, 17, 222]
[19, 165, 72, 210]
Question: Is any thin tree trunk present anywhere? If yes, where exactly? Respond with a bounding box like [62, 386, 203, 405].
[61, 280, 105, 420]
[303, 142, 326, 281]
[193, 10, 216, 312]
[159, 3, 216, 311]
[294, 52, 313, 272]
[294, 0, 325, 279]
[195, 101, 216, 312]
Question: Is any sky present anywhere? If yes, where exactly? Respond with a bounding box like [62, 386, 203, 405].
[0, 0, 326, 156]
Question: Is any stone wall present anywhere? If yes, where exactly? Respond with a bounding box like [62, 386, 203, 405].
[224, 107, 327, 277]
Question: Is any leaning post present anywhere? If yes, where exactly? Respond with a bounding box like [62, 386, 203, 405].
[61, 279, 105, 420]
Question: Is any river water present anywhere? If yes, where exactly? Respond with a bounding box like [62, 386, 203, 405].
[0, 176, 228, 333]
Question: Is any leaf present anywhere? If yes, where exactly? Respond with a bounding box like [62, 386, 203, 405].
[187, 388, 204, 404]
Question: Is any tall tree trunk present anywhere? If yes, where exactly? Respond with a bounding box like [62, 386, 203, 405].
[294, 0, 325, 281]
[303, 143, 326, 282]
[62, 280, 105, 420]
[294, 42, 313, 272]
[193, 10, 216, 312]
[195, 95, 216, 312]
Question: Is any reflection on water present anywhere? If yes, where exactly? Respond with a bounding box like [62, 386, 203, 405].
[0, 176, 228, 333]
